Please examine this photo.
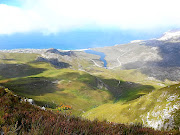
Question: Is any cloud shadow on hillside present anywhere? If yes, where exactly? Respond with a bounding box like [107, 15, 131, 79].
[1, 77, 57, 96]
[36, 57, 71, 69]
[0, 64, 46, 79]
[100, 78, 155, 102]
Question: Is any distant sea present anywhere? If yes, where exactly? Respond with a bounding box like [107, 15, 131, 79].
[0, 28, 169, 50]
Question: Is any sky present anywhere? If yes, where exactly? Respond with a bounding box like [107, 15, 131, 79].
[0, 0, 180, 50]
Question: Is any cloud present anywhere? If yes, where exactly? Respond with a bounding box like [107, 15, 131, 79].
[0, 0, 180, 34]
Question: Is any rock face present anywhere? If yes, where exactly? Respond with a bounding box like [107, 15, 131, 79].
[141, 92, 180, 130]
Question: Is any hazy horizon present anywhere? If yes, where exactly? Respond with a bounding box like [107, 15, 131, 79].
[0, 28, 171, 50]
[0, 0, 180, 49]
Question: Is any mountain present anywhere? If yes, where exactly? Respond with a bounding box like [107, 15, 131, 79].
[92, 30, 180, 82]
[0, 29, 180, 132]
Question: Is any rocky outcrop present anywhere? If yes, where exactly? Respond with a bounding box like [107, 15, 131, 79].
[46, 48, 75, 56]
[35, 48, 77, 68]
[140, 91, 180, 130]
[36, 57, 70, 68]
[96, 77, 108, 90]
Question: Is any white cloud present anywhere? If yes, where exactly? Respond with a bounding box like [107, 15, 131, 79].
[0, 0, 180, 34]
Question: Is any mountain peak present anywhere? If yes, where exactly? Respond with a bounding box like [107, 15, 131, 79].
[45, 48, 75, 56]
[46, 48, 60, 54]
[158, 30, 180, 41]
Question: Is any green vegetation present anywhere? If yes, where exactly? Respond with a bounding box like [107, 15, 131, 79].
[0, 52, 180, 132]
[0, 53, 115, 116]
[0, 87, 174, 134]
[83, 83, 180, 130]
[84, 67, 160, 102]
[1, 68, 113, 116]
[172, 108, 180, 130]
[0, 52, 38, 64]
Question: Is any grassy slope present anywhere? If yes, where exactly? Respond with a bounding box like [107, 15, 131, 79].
[82, 83, 180, 129]
[1, 87, 172, 135]
[1, 52, 179, 129]
[0, 53, 113, 116]
[84, 67, 166, 102]
[0, 52, 159, 116]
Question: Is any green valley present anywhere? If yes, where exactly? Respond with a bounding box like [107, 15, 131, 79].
[0, 33, 180, 133]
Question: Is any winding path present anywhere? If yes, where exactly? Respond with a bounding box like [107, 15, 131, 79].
[109, 49, 131, 69]
[90, 59, 102, 67]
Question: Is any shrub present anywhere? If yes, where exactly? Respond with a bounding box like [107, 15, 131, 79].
[0, 87, 176, 134]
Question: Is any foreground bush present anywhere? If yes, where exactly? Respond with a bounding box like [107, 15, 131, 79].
[0, 87, 178, 134]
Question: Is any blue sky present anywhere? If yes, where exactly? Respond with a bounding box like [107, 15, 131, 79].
[0, 0, 180, 50]
[0, 0, 22, 6]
